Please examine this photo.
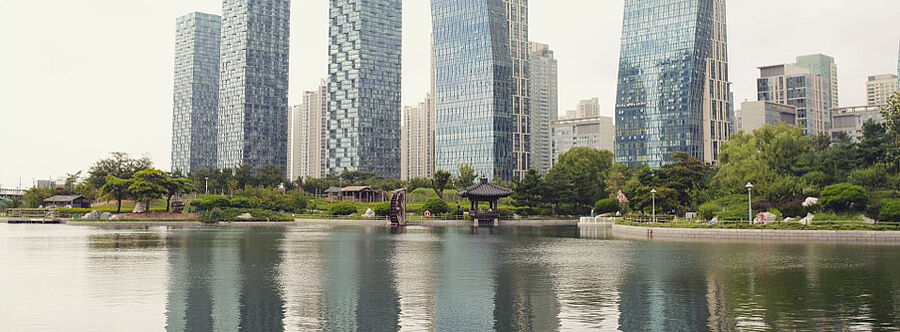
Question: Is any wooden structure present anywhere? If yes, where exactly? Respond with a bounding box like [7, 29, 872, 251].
[389, 189, 407, 226]
[325, 186, 385, 203]
[458, 179, 513, 227]
[43, 195, 91, 208]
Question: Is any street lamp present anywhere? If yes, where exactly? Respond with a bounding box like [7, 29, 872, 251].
[205, 177, 209, 196]
[746, 182, 754, 224]
[650, 189, 657, 223]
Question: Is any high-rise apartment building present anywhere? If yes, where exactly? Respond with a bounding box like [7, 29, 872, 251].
[288, 80, 327, 181]
[551, 116, 615, 165]
[757, 64, 827, 136]
[527, 42, 557, 175]
[614, 0, 731, 168]
[327, 0, 402, 178]
[735, 101, 797, 133]
[565, 98, 600, 119]
[400, 94, 436, 180]
[505, 0, 530, 180]
[217, 0, 291, 171]
[829, 105, 885, 142]
[866, 74, 898, 106]
[796, 54, 839, 121]
[171, 12, 221, 174]
[432, 0, 514, 180]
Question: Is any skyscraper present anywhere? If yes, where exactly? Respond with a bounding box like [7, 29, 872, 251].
[757, 64, 827, 136]
[217, 0, 291, 171]
[288, 80, 327, 181]
[866, 74, 899, 106]
[528, 42, 557, 175]
[327, 0, 402, 178]
[171, 12, 220, 174]
[432, 0, 514, 180]
[400, 94, 435, 180]
[506, 0, 530, 180]
[614, 0, 732, 168]
[796, 54, 839, 120]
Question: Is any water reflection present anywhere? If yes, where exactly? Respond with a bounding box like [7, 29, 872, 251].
[2, 224, 900, 331]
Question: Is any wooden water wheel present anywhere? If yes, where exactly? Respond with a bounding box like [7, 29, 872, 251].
[389, 189, 407, 226]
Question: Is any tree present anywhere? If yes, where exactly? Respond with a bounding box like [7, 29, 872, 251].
[128, 169, 168, 212]
[879, 92, 900, 172]
[86, 152, 153, 188]
[255, 163, 287, 188]
[63, 171, 82, 194]
[456, 164, 477, 188]
[163, 175, 194, 212]
[657, 152, 714, 212]
[820, 183, 868, 212]
[99, 175, 131, 214]
[714, 124, 809, 198]
[22, 187, 54, 208]
[545, 147, 614, 211]
[512, 169, 543, 214]
[432, 170, 452, 200]
[541, 169, 576, 215]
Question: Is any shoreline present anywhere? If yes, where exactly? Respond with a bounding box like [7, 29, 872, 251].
[34, 218, 579, 228]
[610, 224, 900, 244]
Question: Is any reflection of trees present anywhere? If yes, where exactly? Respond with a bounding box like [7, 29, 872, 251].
[89, 231, 164, 250]
[237, 228, 286, 331]
[492, 235, 560, 331]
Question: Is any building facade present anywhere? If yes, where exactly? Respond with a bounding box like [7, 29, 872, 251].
[735, 101, 796, 133]
[551, 116, 615, 165]
[757, 64, 827, 136]
[829, 105, 885, 141]
[217, 0, 291, 171]
[400, 94, 435, 180]
[866, 74, 898, 106]
[614, 0, 732, 168]
[171, 12, 221, 174]
[527, 42, 557, 175]
[796, 54, 839, 123]
[327, 0, 402, 178]
[289, 80, 327, 181]
[565, 98, 600, 119]
[505, 0, 530, 180]
[431, 0, 514, 180]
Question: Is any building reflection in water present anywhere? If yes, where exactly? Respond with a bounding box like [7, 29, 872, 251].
[391, 227, 438, 331]
[434, 228, 499, 330]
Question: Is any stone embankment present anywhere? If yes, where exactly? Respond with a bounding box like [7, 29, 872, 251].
[611, 224, 900, 244]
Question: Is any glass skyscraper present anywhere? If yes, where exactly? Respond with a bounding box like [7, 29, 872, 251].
[171, 12, 220, 174]
[217, 0, 291, 171]
[505, 0, 530, 180]
[432, 0, 514, 180]
[327, 0, 402, 179]
[614, 0, 732, 168]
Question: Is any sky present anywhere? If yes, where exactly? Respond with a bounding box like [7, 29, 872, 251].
[1, 0, 899, 188]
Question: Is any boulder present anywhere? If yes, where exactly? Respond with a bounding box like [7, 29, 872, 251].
[709, 217, 719, 225]
[236, 213, 253, 220]
[799, 213, 815, 226]
[83, 210, 101, 220]
[100, 212, 112, 221]
[754, 212, 777, 225]
[109, 215, 119, 221]
[363, 208, 375, 218]
[784, 217, 796, 223]
[132, 203, 145, 214]
[862, 216, 876, 224]
[802, 197, 819, 208]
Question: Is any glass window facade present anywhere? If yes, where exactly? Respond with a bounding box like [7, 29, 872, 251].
[614, 0, 730, 168]
[327, 0, 402, 179]
[172, 12, 221, 174]
[431, 0, 514, 180]
[217, 0, 291, 172]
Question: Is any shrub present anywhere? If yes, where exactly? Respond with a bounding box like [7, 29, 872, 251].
[328, 203, 358, 216]
[821, 183, 868, 212]
[288, 193, 308, 213]
[698, 202, 721, 220]
[373, 202, 391, 216]
[422, 198, 449, 214]
[594, 198, 620, 214]
[229, 197, 252, 208]
[778, 200, 808, 218]
[848, 165, 889, 190]
[192, 196, 232, 212]
[199, 208, 226, 223]
[879, 200, 900, 222]
[800, 171, 829, 189]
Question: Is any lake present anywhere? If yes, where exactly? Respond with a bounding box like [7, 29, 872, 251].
[1, 224, 898, 331]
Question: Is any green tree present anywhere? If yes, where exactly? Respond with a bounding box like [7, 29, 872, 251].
[879, 92, 900, 172]
[406, 177, 432, 192]
[255, 163, 287, 188]
[86, 152, 153, 188]
[431, 170, 452, 200]
[99, 175, 131, 214]
[540, 169, 576, 215]
[546, 147, 614, 211]
[162, 175, 194, 212]
[820, 183, 868, 212]
[713, 124, 809, 198]
[128, 169, 168, 212]
[512, 169, 543, 214]
[657, 152, 714, 212]
[456, 164, 477, 188]
[22, 187, 54, 208]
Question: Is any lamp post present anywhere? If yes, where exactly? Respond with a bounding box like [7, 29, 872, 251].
[205, 177, 209, 196]
[746, 182, 754, 224]
[651, 189, 657, 223]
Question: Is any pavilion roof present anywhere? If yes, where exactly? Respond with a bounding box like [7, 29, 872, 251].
[457, 179, 513, 199]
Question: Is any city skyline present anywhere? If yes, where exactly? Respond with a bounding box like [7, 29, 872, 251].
[2, 0, 900, 186]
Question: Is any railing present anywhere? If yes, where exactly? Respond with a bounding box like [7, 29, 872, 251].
[7, 208, 57, 218]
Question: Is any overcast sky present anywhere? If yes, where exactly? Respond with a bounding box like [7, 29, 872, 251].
[1, 0, 899, 188]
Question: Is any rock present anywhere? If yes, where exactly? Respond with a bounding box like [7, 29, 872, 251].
[784, 217, 796, 223]
[100, 212, 112, 221]
[799, 213, 815, 226]
[83, 210, 101, 220]
[109, 215, 119, 221]
[132, 203, 145, 214]
[236, 213, 253, 220]
[363, 208, 375, 218]
[862, 216, 876, 224]
[513, 214, 522, 220]
[709, 217, 719, 225]
[802, 197, 819, 208]
[754, 212, 777, 225]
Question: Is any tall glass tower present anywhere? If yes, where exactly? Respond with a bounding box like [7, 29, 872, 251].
[217, 0, 291, 171]
[171, 12, 220, 174]
[614, 0, 731, 168]
[327, 0, 402, 179]
[432, 0, 514, 180]
[505, 0, 530, 180]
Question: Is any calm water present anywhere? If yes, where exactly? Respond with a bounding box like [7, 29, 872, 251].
[1, 224, 898, 331]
